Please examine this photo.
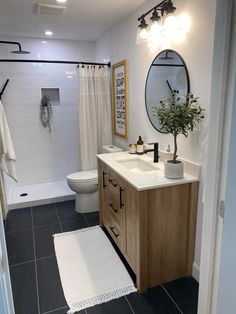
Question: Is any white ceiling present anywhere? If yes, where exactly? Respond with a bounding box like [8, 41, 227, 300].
[0, 0, 148, 41]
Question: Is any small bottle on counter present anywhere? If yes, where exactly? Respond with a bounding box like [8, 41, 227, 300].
[137, 135, 144, 155]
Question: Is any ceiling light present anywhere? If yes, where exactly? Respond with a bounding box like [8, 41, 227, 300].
[45, 30, 53, 36]
[56, 0, 67, 3]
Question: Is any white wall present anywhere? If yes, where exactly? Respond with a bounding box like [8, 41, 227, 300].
[96, 0, 217, 278]
[0, 36, 96, 188]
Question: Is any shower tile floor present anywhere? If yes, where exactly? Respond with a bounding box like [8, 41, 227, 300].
[5, 200, 199, 314]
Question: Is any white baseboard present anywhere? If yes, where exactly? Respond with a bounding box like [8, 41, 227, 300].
[192, 262, 200, 282]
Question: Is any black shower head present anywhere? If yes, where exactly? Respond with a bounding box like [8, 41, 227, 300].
[159, 50, 174, 60]
[0, 40, 30, 54]
[11, 49, 30, 54]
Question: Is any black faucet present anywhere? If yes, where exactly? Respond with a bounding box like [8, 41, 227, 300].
[144, 142, 159, 162]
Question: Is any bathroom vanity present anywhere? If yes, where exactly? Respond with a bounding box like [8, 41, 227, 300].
[97, 152, 199, 292]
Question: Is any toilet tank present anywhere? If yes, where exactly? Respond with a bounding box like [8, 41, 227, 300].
[102, 145, 123, 153]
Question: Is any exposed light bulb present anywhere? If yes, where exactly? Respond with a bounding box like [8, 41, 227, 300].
[150, 21, 162, 35]
[164, 15, 176, 31]
[140, 28, 148, 39]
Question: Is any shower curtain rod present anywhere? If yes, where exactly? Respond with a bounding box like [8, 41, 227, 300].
[0, 59, 111, 67]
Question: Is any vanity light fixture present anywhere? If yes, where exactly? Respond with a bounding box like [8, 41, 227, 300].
[136, 0, 190, 48]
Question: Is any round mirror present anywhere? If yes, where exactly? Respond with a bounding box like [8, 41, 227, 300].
[145, 49, 190, 133]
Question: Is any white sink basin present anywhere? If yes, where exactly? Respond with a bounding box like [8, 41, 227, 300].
[117, 158, 158, 172]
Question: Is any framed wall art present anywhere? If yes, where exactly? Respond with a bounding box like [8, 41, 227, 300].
[112, 60, 128, 139]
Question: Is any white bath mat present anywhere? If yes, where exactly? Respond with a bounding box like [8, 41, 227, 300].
[54, 226, 137, 313]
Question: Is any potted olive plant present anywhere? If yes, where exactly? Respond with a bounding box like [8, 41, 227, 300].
[153, 91, 204, 179]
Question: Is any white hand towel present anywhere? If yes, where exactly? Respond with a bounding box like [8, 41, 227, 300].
[0, 100, 17, 182]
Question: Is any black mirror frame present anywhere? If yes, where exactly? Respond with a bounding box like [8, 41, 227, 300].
[145, 49, 190, 133]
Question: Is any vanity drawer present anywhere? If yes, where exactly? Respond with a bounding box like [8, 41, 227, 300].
[108, 171, 120, 192]
[108, 186, 124, 227]
[108, 214, 124, 251]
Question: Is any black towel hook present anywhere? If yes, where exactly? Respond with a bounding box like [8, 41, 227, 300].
[0, 79, 9, 100]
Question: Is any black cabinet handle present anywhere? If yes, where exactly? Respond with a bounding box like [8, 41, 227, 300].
[108, 179, 117, 187]
[109, 203, 118, 213]
[102, 171, 107, 189]
[119, 187, 124, 208]
[110, 226, 120, 238]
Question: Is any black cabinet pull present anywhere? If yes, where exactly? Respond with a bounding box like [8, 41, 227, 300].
[108, 179, 117, 187]
[119, 187, 124, 208]
[109, 203, 118, 213]
[110, 226, 120, 238]
[102, 171, 107, 189]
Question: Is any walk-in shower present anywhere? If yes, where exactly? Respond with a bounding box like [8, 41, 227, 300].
[0, 57, 110, 209]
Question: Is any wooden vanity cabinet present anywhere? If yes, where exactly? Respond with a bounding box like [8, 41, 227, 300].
[97, 159, 198, 292]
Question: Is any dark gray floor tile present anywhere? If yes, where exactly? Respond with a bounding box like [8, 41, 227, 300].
[6, 229, 34, 265]
[10, 261, 38, 314]
[126, 293, 153, 313]
[61, 216, 88, 232]
[43, 306, 70, 314]
[143, 285, 181, 314]
[5, 207, 32, 233]
[55, 200, 82, 222]
[32, 203, 59, 227]
[163, 277, 199, 314]
[83, 211, 100, 227]
[86, 296, 133, 314]
[37, 256, 67, 313]
[34, 223, 61, 259]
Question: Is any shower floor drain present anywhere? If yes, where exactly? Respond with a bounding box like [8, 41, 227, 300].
[20, 193, 28, 197]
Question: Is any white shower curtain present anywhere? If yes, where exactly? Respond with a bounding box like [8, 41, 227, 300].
[78, 65, 112, 170]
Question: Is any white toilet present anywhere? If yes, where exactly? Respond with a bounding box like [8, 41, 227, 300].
[66, 145, 122, 213]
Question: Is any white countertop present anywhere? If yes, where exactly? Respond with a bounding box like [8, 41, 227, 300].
[97, 151, 199, 191]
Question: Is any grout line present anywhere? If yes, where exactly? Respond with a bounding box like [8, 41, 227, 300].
[9, 259, 35, 268]
[33, 222, 62, 230]
[37, 255, 55, 262]
[54, 203, 63, 233]
[6, 226, 33, 234]
[31, 206, 41, 314]
[161, 284, 183, 314]
[42, 305, 68, 314]
[125, 295, 135, 314]
[82, 214, 90, 227]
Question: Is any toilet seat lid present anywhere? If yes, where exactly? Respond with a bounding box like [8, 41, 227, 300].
[67, 169, 98, 183]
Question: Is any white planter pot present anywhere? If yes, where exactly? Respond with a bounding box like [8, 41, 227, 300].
[164, 160, 184, 179]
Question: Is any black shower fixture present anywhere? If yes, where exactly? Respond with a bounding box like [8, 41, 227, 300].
[0, 40, 30, 54]
[159, 50, 174, 60]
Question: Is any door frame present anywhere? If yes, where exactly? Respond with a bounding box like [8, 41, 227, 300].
[197, 0, 235, 313]
[0, 200, 15, 314]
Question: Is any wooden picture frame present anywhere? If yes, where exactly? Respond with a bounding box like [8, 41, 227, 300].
[112, 60, 128, 139]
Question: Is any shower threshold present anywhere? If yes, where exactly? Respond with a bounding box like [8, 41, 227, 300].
[7, 180, 75, 210]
